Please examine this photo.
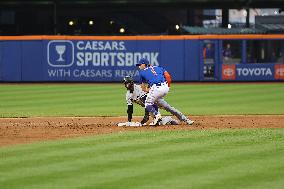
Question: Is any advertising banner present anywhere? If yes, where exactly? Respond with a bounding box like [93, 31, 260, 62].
[0, 41, 22, 81]
[0, 36, 282, 82]
[44, 40, 154, 81]
[236, 64, 275, 81]
[42, 39, 186, 82]
[222, 64, 236, 80]
[275, 64, 284, 80]
[222, 64, 276, 81]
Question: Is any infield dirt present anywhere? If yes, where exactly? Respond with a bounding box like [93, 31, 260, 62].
[0, 115, 283, 147]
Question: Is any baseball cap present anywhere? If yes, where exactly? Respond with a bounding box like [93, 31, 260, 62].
[136, 58, 149, 66]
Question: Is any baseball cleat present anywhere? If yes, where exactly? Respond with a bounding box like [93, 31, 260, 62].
[185, 119, 194, 125]
[149, 114, 162, 126]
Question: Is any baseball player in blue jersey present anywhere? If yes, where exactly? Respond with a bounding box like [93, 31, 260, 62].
[121, 75, 194, 126]
[136, 58, 194, 126]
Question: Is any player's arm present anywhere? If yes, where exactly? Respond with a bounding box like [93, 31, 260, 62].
[164, 70, 172, 87]
[139, 94, 149, 124]
[138, 73, 149, 92]
[126, 92, 133, 122]
[140, 108, 150, 124]
[127, 104, 133, 122]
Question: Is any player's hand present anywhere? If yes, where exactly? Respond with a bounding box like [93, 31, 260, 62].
[141, 116, 149, 125]
[141, 83, 150, 92]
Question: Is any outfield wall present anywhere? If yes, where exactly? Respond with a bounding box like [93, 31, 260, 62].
[0, 35, 283, 82]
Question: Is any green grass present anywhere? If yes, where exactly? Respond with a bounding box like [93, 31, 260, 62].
[0, 83, 283, 117]
[1, 83, 283, 188]
[0, 129, 283, 189]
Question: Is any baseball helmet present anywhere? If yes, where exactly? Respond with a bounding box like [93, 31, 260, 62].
[123, 76, 134, 90]
[123, 76, 133, 84]
[136, 58, 150, 66]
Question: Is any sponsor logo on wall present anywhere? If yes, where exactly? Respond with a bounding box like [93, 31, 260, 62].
[47, 40, 74, 67]
[222, 64, 236, 80]
[275, 64, 284, 80]
[236, 67, 273, 77]
[47, 40, 159, 79]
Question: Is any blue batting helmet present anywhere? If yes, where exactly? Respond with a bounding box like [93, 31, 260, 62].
[136, 58, 150, 66]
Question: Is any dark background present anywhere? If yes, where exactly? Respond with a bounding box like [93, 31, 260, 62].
[0, 0, 284, 35]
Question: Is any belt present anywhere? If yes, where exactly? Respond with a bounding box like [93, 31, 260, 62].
[152, 81, 167, 86]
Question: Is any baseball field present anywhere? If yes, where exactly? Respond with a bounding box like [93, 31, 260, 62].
[0, 83, 284, 189]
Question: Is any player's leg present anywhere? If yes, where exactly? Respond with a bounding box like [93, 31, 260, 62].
[145, 86, 162, 125]
[156, 98, 194, 125]
[145, 86, 159, 115]
[145, 84, 169, 125]
[156, 98, 185, 121]
[153, 104, 159, 112]
[160, 116, 179, 125]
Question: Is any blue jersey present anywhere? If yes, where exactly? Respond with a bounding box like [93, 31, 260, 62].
[138, 66, 167, 86]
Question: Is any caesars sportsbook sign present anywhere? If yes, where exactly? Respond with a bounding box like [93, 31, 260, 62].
[46, 40, 160, 81]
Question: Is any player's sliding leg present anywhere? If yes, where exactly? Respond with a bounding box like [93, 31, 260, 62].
[160, 116, 179, 125]
[156, 98, 194, 125]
